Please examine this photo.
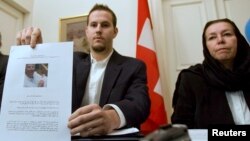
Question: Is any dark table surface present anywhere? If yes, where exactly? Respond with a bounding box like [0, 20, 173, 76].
[71, 133, 144, 141]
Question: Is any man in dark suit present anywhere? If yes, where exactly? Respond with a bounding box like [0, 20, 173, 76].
[16, 4, 150, 137]
[0, 32, 8, 110]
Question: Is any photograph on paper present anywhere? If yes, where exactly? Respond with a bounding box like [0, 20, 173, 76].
[24, 63, 48, 88]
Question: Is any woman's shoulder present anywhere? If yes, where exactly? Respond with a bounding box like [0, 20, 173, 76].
[175, 64, 208, 94]
[175, 64, 207, 87]
[180, 64, 203, 77]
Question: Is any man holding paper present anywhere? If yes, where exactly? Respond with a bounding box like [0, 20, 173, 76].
[16, 3, 150, 137]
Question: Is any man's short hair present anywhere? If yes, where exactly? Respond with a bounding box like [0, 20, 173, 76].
[87, 3, 117, 28]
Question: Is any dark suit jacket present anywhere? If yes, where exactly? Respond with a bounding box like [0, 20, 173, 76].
[0, 53, 8, 109]
[72, 50, 150, 129]
[171, 64, 250, 128]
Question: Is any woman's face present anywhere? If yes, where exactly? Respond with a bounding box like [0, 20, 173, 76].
[205, 22, 237, 68]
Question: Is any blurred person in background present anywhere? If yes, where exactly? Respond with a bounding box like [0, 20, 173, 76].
[0, 32, 9, 109]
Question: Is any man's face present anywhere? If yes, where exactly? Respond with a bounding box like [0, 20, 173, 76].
[86, 10, 118, 53]
[25, 64, 35, 78]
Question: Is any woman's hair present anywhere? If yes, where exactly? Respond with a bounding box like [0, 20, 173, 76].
[202, 18, 249, 68]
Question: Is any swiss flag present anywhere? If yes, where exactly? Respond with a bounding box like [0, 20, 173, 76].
[136, 0, 167, 134]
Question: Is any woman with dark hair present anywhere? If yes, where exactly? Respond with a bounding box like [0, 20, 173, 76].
[171, 18, 250, 128]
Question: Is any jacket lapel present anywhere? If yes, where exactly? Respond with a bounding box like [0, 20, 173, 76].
[99, 51, 122, 106]
[74, 55, 91, 109]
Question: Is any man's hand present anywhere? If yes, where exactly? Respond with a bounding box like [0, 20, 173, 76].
[16, 27, 43, 48]
[68, 104, 120, 137]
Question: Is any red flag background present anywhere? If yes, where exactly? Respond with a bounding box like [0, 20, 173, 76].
[136, 0, 167, 134]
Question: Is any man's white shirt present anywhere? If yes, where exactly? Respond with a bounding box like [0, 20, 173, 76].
[82, 50, 126, 128]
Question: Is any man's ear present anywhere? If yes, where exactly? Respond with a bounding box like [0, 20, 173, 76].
[85, 28, 89, 38]
[113, 27, 118, 38]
